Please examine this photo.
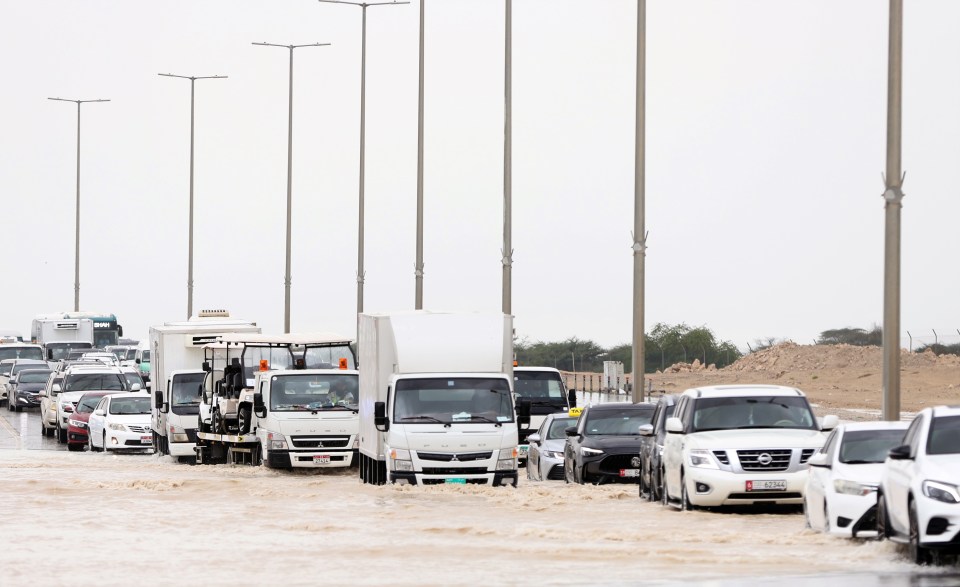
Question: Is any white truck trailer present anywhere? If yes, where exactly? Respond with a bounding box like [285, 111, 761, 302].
[31, 315, 95, 361]
[149, 312, 260, 461]
[603, 360, 625, 393]
[358, 311, 528, 487]
[194, 333, 359, 469]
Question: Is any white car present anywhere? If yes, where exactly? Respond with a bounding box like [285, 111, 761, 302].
[661, 385, 837, 509]
[52, 366, 134, 443]
[87, 392, 154, 452]
[526, 413, 578, 481]
[877, 405, 960, 564]
[804, 421, 909, 537]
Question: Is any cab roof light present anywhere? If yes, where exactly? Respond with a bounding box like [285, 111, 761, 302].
[339, 357, 348, 370]
[259, 359, 269, 372]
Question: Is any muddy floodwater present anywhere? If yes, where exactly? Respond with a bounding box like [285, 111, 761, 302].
[3, 450, 955, 586]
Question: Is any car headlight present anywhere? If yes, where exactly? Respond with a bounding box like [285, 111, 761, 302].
[389, 447, 412, 471]
[834, 479, 877, 496]
[923, 480, 960, 504]
[688, 449, 719, 469]
[108, 423, 127, 432]
[68, 419, 87, 429]
[581, 447, 604, 457]
[543, 450, 564, 459]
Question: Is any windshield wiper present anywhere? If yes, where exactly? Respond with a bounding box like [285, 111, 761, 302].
[450, 415, 502, 426]
[524, 400, 564, 407]
[398, 415, 447, 424]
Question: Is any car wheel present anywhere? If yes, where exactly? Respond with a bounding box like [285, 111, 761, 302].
[57, 423, 67, 444]
[681, 473, 696, 511]
[67, 442, 83, 452]
[660, 467, 669, 506]
[909, 500, 934, 565]
[88, 433, 97, 452]
[803, 500, 813, 529]
[650, 467, 662, 503]
[103, 432, 111, 452]
[823, 501, 831, 533]
[877, 493, 890, 540]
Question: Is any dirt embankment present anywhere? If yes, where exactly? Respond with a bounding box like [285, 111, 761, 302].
[573, 342, 960, 419]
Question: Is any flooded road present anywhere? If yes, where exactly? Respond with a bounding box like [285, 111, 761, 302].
[2, 408, 959, 586]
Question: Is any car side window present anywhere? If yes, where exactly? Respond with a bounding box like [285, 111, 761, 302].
[96, 397, 107, 412]
[821, 429, 839, 461]
[577, 409, 589, 434]
[905, 414, 925, 457]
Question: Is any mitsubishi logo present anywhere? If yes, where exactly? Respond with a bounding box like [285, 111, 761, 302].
[757, 453, 773, 466]
[450, 454, 459, 462]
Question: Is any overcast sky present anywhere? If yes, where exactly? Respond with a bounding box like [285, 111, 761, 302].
[1, 0, 958, 351]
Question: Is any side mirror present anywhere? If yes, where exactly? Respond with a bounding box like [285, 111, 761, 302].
[154, 390, 163, 410]
[564, 426, 579, 437]
[516, 399, 531, 428]
[527, 433, 541, 444]
[807, 452, 831, 468]
[135, 358, 141, 364]
[888, 445, 912, 461]
[638, 423, 654, 437]
[819, 415, 839, 432]
[665, 417, 684, 434]
[130, 383, 142, 392]
[253, 392, 266, 417]
[374, 401, 389, 432]
[567, 388, 577, 408]
[39, 390, 47, 397]
[202, 361, 211, 373]
[52, 384, 62, 393]
[94, 409, 106, 416]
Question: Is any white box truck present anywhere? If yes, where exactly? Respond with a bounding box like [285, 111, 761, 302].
[149, 312, 260, 461]
[31, 315, 95, 361]
[603, 360, 625, 393]
[358, 311, 527, 487]
[513, 366, 571, 466]
[194, 333, 359, 469]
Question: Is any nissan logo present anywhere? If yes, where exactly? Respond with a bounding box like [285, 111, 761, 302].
[757, 453, 773, 466]
[630, 456, 642, 468]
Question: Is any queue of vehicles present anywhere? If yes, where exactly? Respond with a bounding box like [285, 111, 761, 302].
[4, 309, 960, 566]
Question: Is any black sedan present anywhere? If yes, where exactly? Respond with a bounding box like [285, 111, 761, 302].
[7, 369, 52, 412]
[564, 402, 656, 485]
[637, 393, 677, 501]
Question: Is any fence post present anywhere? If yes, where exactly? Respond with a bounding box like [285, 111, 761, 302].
[907, 331, 912, 352]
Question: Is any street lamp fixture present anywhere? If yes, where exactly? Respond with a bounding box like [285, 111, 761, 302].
[158, 73, 228, 319]
[47, 97, 110, 312]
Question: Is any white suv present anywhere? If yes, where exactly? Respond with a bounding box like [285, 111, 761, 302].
[661, 384, 837, 509]
[50, 366, 135, 443]
[877, 405, 960, 565]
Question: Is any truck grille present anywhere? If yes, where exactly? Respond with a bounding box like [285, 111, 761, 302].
[737, 449, 792, 472]
[290, 436, 349, 449]
[421, 467, 487, 475]
[417, 451, 492, 462]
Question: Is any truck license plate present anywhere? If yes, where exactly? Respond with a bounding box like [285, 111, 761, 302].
[619, 469, 639, 478]
[140, 436, 152, 444]
[445, 478, 467, 484]
[746, 479, 787, 491]
[314, 455, 331, 464]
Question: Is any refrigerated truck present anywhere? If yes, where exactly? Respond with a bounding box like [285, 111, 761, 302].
[358, 311, 528, 487]
[194, 333, 359, 469]
[149, 312, 260, 461]
[31, 316, 94, 361]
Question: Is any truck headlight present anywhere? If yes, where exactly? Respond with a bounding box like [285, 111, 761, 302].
[390, 448, 412, 471]
[266, 432, 288, 450]
[108, 423, 127, 432]
[923, 480, 960, 504]
[834, 479, 877, 496]
[581, 447, 603, 457]
[169, 425, 189, 443]
[497, 458, 516, 471]
[688, 449, 719, 469]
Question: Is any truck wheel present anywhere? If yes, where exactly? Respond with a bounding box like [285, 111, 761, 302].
[252, 442, 263, 466]
[237, 407, 251, 435]
[211, 410, 223, 434]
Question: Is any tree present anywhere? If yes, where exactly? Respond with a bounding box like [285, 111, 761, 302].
[816, 325, 882, 346]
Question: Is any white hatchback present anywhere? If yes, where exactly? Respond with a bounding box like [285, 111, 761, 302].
[878, 406, 960, 564]
[87, 392, 154, 452]
[804, 421, 908, 537]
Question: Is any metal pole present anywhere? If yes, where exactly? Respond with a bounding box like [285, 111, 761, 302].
[502, 0, 513, 317]
[158, 74, 227, 320]
[358, 5, 368, 318]
[415, 0, 425, 309]
[252, 42, 329, 334]
[631, 0, 646, 403]
[882, 0, 903, 422]
[74, 102, 81, 312]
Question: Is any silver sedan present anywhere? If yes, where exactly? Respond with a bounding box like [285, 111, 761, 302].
[526, 413, 578, 481]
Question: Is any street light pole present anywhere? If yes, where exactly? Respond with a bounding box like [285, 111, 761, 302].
[415, 0, 425, 309]
[502, 0, 513, 317]
[48, 97, 110, 313]
[253, 41, 330, 333]
[158, 73, 228, 320]
[316, 1, 409, 324]
[631, 0, 647, 403]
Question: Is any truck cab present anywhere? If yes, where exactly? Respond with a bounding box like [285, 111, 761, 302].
[513, 366, 571, 465]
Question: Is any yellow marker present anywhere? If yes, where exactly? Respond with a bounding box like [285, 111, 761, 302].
[568, 407, 583, 417]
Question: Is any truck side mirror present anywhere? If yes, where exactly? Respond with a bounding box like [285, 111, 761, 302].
[567, 388, 577, 408]
[253, 392, 266, 417]
[202, 361, 211, 373]
[516, 399, 531, 428]
[135, 358, 141, 364]
[154, 390, 164, 410]
[374, 401, 389, 432]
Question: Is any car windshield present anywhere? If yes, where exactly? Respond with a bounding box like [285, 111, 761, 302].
[63, 373, 126, 392]
[691, 396, 818, 432]
[547, 417, 577, 439]
[927, 416, 960, 456]
[270, 374, 359, 412]
[583, 407, 654, 436]
[839, 429, 907, 463]
[77, 395, 104, 413]
[108, 397, 151, 415]
[393, 377, 514, 424]
[18, 371, 52, 384]
[172, 373, 205, 407]
[0, 347, 43, 361]
[0, 363, 11, 376]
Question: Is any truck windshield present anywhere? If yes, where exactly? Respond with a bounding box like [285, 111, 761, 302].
[393, 377, 514, 424]
[0, 347, 44, 361]
[270, 374, 358, 411]
[171, 373, 205, 407]
[514, 371, 567, 412]
[46, 343, 93, 361]
[692, 396, 818, 432]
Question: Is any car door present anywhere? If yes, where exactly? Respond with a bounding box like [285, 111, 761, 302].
[528, 417, 548, 480]
[40, 373, 57, 424]
[88, 396, 108, 446]
[565, 409, 586, 478]
[806, 428, 839, 529]
[641, 401, 664, 487]
[886, 414, 923, 536]
[662, 396, 689, 501]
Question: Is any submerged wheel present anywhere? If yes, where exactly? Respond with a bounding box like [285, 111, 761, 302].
[909, 501, 934, 565]
[876, 493, 890, 540]
[252, 442, 263, 466]
[681, 474, 696, 511]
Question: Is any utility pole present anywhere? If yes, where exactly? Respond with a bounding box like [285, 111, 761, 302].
[502, 0, 513, 317]
[631, 0, 647, 403]
[415, 0, 426, 309]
